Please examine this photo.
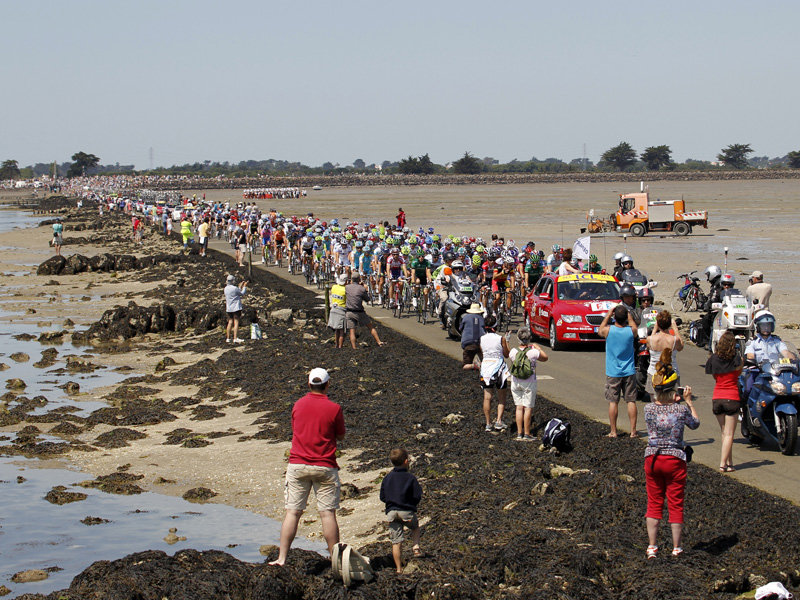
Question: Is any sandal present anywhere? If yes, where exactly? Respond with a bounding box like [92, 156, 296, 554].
[725, 465, 736, 472]
[413, 547, 425, 558]
[646, 545, 658, 559]
[672, 547, 683, 557]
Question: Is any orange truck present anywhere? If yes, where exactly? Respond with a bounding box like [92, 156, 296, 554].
[588, 184, 709, 236]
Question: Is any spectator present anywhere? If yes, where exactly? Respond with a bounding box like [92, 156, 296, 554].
[479, 315, 510, 432]
[379, 448, 423, 574]
[328, 274, 348, 348]
[198, 217, 210, 257]
[706, 331, 743, 472]
[509, 327, 548, 440]
[599, 304, 638, 437]
[180, 216, 193, 250]
[645, 310, 684, 400]
[745, 271, 772, 308]
[270, 368, 345, 566]
[224, 274, 247, 343]
[345, 273, 384, 348]
[51, 218, 63, 256]
[396, 208, 406, 228]
[644, 350, 699, 559]
[459, 303, 485, 370]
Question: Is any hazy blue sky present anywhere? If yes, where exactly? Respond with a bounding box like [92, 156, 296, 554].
[3, 0, 798, 169]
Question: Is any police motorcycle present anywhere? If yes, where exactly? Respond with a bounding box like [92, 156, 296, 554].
[441, 260, 480, 339]
[634, 289, 660, 401]
[709, 273, 754, 359]
[617, 255, 658, 294]
[739, 310, 799, 455]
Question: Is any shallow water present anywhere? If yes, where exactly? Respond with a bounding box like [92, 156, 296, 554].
[0, 210, 325, 596]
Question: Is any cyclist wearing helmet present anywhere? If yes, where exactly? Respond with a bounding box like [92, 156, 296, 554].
[491, 256, 516, 314]
[584, 254, 603, 274]
[433, 252, 456, 316]
[619, 284, 642, 326]
[409, 248, 432, 310]
[521, 247, 545, 298]
[333, 235, 353, 278]
[546, 244, 562, 273]
[387, 247, 408, 308]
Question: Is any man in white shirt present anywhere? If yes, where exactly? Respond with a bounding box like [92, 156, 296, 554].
[745, 271, 772, 308]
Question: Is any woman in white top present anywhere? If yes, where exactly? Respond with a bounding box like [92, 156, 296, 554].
[556, 248, 581, 276]
[509, 327, 548, 440]
[479, 315, 510, 432]
[645, 310, 684, 400]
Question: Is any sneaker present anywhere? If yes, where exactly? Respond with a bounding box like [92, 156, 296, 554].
[646, 545, 658, 560]
[233, 337, 244, 343]
[412, 298, 418, 308]
[671, 547, 683, 557]
[493, 421, 508, 431]
[485, 424, 493, 432]
[225, 338, 231, 343]
[261, 259, 266, 264]
[514, 434, 524, 441]
[523, 434, 537, 441]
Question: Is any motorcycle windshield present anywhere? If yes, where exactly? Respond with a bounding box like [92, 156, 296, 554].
[620, 269, 648, 287]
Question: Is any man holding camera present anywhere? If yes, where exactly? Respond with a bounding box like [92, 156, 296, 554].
[599, 304, 639, 438]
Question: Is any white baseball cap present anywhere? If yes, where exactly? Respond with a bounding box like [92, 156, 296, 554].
[308, 368, 330, 385]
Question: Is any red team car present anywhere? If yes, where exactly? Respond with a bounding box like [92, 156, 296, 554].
[524, 273, 621, 350]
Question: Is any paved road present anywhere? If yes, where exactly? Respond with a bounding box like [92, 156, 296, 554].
[210, 241, 799, 505]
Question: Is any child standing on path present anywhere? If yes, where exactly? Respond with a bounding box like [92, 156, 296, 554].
[379, 448, 423, 574]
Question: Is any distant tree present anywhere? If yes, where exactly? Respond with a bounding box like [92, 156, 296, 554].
[640, 145, 673, 170]
[601, 142, 637, 171]
[452, 151, 482, 174]
[417, 153, 436, 174]
[321, 162, 335, 171]
[66, 151, 100, 177]
[786, 151, 800, 169]
[398, 155, 420, 174]
[717, 143, 752, 169]
[353, 158, 366, 169]
[482, 156, 499, 166]
[0, 159, 21, 180]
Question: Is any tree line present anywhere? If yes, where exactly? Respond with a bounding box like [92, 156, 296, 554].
[4, 145, 800, 180]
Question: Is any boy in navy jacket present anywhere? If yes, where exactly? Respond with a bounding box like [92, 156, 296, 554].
[379, 448, 422, 573]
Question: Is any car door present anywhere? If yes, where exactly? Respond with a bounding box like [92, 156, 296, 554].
[533, 277, 554, 334]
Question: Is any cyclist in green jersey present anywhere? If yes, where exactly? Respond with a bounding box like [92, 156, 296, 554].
[409, 248, 432, 310]
[584, 254, 604, 274]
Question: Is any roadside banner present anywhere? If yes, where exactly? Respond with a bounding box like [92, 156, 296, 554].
[573, 235, 591, 260]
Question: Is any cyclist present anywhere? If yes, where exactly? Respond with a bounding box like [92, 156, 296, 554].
[584, 254, 604, 274]
[492, 257, 516, 314]
[433, 251, 455, 316]
[300, 232, 315, 274]
[334, 233, 353, 278]
[386, 247, 408, 308]
[273, 223, 287, 265]
[409, 248, 432, 311]
[545, 244, 562, 273]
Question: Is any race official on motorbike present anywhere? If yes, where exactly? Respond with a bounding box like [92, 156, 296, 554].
[612, 252, 625, 279]
[619, 284, 642, 326]
[699, 265, 724, 347]
[741, 309, 794, 404]
[638, 287, 654, 311]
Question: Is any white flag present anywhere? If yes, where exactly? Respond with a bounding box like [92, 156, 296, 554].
[572, 236, 591, 260]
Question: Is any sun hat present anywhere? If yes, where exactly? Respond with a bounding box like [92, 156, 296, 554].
[226, 275, 236, 284]
[750, 270, 763, 279]
[308, 368, 330, 385]
[336, 274, 348, 285]
[466, 303, 483, 314]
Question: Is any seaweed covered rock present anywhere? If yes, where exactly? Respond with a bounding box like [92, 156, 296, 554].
[89, 253, 116, 272]
[36, 255, 66, 276]
[62, 254, 90, 275]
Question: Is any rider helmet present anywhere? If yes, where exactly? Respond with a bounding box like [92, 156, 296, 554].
[431, 247, 440, 256]
[753, 309, 776, 336]
[344, 232, 353, 240]
[589, 254, 598, 263]
[720, 273, 735, 288]
[443, 251, 455, 262]
[390, 247, 400, 255]
[401, 246, 411, 256]
[638, 287, 654, 304]
[613, 252, 624, 262]
[619, 284, 637, 299]
[355, 240, 363, 248]
[451, 260, 464, 270]
[620, 255, 633, 268]
[704, 265, 722, 284]
[552, 244, 561, 253]
[504, 256, 515, 265]
[415, 247, 425, 257]
[472, 254, 482, 267]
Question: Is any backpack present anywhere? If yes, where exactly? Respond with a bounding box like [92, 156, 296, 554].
[510, 347, 533, 379]
[330, 543, 374, 587]
[542, 418, 572, 452]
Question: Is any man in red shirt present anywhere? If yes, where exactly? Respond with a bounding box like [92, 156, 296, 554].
[269, 368, 346, 566]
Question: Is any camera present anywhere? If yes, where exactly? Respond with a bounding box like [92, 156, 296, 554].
[676, 387, 685, 401]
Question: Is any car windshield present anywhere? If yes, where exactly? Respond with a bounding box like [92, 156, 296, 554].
[557, 280, 620, 301]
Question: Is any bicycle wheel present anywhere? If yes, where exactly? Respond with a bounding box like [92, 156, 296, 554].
[670, 287, 683, 312]
[682, 289, 697, 312]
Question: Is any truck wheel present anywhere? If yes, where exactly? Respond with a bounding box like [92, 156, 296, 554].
[674, 222, 690, 236]
[630, 223, 646, 237]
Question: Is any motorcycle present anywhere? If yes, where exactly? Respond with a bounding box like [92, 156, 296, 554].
[441, 274, 479, 340]
[635, 308, 659, 401]
[618, 268, 658, 293]
[739, 342, 799, 455]
[710, 288, 754, 359]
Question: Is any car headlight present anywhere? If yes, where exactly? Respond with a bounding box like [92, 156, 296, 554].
[734, 314, 748, 326]
[792, 382, 800, 394]
[770, 381, 786, 394]
[561, 315, 582, 323]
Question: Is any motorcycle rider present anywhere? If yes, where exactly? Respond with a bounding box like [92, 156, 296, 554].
[698, 265, 723, 348]
[741, 309, 794, 408]
[638, 287, 654, 311]
[619, 284, 642, 326]
[612, 252, 625, 279]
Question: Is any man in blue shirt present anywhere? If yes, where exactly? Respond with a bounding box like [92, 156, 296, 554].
[459, 303, 485, 371]
[599, 304, 638, 437]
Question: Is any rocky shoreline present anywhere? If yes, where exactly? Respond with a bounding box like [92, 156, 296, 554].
[4, 206, 800, 599]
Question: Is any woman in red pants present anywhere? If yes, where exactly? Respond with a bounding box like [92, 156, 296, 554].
[644, 348, 700, 559]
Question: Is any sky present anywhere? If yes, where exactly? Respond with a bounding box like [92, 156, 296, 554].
[2, 0, 799, 169]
